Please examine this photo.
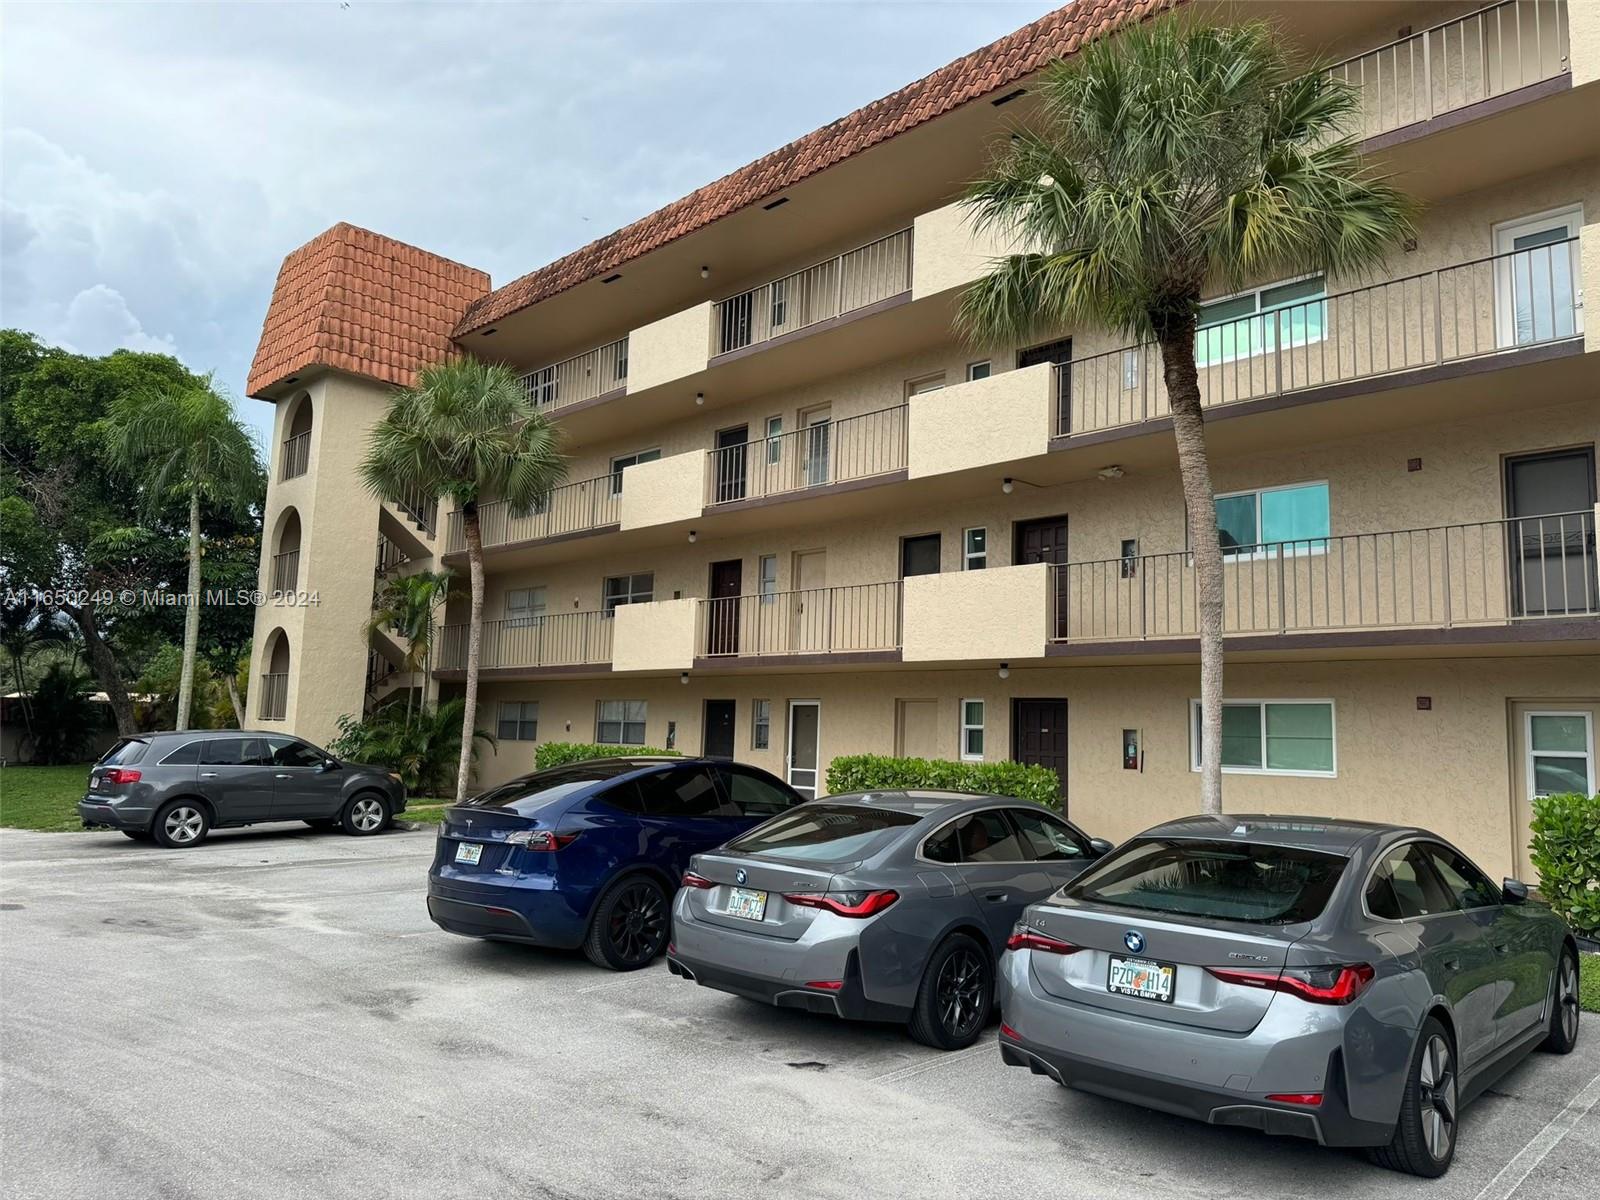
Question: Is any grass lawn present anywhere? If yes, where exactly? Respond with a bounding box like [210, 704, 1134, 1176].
[0, 764, 91, 831]
[398, 801, 451, 827]
[1582, 953, 1600, 1015]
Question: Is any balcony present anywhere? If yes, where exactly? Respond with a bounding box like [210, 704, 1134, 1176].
[697, 581, 902, 661]
[444, 473, 620, 554]
[524, 337, 628, 415]
[269, 550, 299, 594]
[705, 405, 908, 507]
[280, 431, 310, 481]
[258, 673, 288, 721]
[1048, 510, 1598, 650]
[436, 612, 614, 674]
[1060, 238, 1584, 438]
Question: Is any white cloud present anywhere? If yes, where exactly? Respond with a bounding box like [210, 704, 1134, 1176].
[59, 284, 181, 358]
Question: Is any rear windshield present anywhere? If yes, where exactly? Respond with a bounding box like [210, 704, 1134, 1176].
[98, 739, 149, 766]
[460, 761, 650, 813]
[724, 804, 918, 863]
[1064, 838, 1348, 925]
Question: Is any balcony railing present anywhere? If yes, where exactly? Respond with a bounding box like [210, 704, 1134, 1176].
[706, 405, 908, 506]
[698, 581, 902, 657]
[389, 487, 438, 537]
[444, 473, 621, 553]
[280, 431, 310, 481]
[1328, 0, 1569, 141]
[1060, 239, 1582, 437]
[258, 673, 288, 721]
[436, 612, 614, 672]
[374, 533, 408, 577]
[523, 337, 629, 413]
[712, 228, 913, 356]
[365, 649, 399, 694]
[1048, 510, 1598, 645]
[269, 550, 299, 594]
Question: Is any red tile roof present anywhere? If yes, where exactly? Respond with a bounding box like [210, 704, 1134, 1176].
[247, 223, 489, 399]
[454, 0, 1176, 335]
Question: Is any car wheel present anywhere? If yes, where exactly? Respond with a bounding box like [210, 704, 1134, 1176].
[1542, 947, 1580, 1054]
[908, 933, 993, 1050]
[583, 875, 669, 971]
[303, 818, 337, 831]
[340, 793, 390, 836]
[152, 801, 210, 849]
[121, 830, 151, 841]
[1369, 1017, 1457, 1177]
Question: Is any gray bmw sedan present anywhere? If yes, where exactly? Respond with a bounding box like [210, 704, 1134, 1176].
[997, 814, 1581, 1177]
[667, 791, 1110, 1049]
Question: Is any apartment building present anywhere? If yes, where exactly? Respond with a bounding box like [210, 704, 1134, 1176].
[245, 0, 1600, 881]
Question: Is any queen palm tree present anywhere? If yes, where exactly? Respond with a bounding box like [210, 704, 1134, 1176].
[959, 18, 1415, 813]
[109, 378, 260, 732]
[360, 358, 565, 803]
[366, 568, 454, 726]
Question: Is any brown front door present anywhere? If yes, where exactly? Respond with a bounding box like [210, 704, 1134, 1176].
[1013, 699, 1068, 808]
[708, 559, 742, 655]
[1015, 515, 1069, 639]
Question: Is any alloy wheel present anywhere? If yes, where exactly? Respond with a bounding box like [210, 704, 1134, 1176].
[1417, 1034, 1457, 1162]
[1559, 958, 1580, 1043]
[163, 806, 205, 845]
[350, 797, 385, 833]
[607, 882, 665, 965]
[936, 946, 986, 1038]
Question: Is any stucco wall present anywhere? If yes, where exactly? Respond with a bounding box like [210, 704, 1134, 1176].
[901, 564, 1049, 662]
[617, 452, 705, 530]
[907, 362, 1053, 479]
[610, 599, 698, 673]
[627, 301, 712, 394]
[910, 201, 1026, 302]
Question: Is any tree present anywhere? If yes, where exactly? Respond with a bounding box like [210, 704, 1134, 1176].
[359, 358, 565, 802]
[958, 18, 1415, 812]
[328, 699, 496, 798]
[0, 598, 68, 758]
[108, 379, 260, 731]
[367, 568, 454, 726]
[29, 663, 97, 764]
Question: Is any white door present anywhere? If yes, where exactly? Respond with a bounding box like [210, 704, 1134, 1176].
[791, 549, 827, 652]
[1493, 206, 1583, 348]
[787, 700, 821, 799]
[802, 407, 832, 487]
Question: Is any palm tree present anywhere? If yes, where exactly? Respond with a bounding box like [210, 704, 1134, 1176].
[366, 568, 454, 725]
[109, 379, 260, 732]
[959, 18, 1415, 813]
[0, 598, 68, 758]
[360, 357, 565, 802]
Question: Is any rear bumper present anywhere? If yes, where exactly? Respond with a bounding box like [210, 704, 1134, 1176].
[667, 949, 905, 1022]
[77, 799, 149, 831]
[425, 877, 587, 949]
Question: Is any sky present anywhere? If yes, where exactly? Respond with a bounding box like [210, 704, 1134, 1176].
[1, 0, 1058, 444]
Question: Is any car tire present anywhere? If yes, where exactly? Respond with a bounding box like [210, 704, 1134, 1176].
[908, 933, 993, 1051]
[1369, 1016, 1457, 1177]
[121, 830, 151, 841]
[582, 875, 670, 971]
[1542, 947, 1580, 1054]
[303, 818, 337, 831]
[151, 800, 211, 849]
[340, 793, 391, 836]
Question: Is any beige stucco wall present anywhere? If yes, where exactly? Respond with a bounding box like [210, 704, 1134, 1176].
[910, 201, 1026, 301]
[907, 362, 1054, 479]
[1570, 0, 1600, 88]
[610, 599, 698, 673]
[627, 301, 712, 393]
[1586, 222, 1600, 353]
[902, 564, 1049, 663]
[617, 452, 705, 530]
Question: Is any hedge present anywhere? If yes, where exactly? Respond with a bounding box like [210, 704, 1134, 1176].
[534, 742, 680, 770]
[1529, 792, 1600, 937]
[825, 754, 1060, 809]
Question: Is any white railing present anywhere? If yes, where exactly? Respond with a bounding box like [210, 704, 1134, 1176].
[705, 405, 908, 506]
[444, 474, 620, 553]
[523, 337, 629, 413]
[436, 612, 614, 672]
[698, 581, 902, 657]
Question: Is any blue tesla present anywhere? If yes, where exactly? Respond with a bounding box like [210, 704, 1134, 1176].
[427, 756, 804, 969]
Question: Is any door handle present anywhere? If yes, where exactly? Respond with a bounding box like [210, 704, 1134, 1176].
[275, 773, 292, 780]
[200, 772, 218, 778]
[984, 891, 1008, 903]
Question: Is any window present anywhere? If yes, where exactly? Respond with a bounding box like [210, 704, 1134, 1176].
[602, 573, 654, 614]
[504, 587, 546, 629]
[609, 448, 661, 495]
[1213, 481, 1329, 557]
[268, 738, 324, 767]
[1196, 274, 1326, 367]
[752, 699, 771, 749]
[497, 701, 539, 742]
[1493, 205, 1583, 346]
[1425, 843, 1502, 911]
[158, 741, 202, 766]
[923, 810, 1028, 864]
[1365, 843, 1456, 921]
[1190, 700, 1335, 776]
[1120, 348, 1140, 390]
[596, 699, 647, 745]
[960, 699, 985, 761]
[966, 360, 992, 382]
[728, 803, 918, 861]
[1120, 538, 1139, 579]
[100, 738, 149, 766]
[963, 527, 987, 571]
[1009, 808, 1091, 861]
[765, 416, 783, 465]
[1526, 711, 1595, 798]
[201, 737, 272, 766]
[905, 372, 946, 398]
[642, 766, 734, 817]
[900, 533, 942, 578]
[758, 555, 778, 604]
[715, 766, 797, 818]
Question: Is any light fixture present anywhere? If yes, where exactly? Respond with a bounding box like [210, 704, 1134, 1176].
[998, 663, 1011, 680]
[700, 265, 709, 279]
[695, 392, 705, 405]
[1002, 478, 1015, 495]
[679, 672, 689, 686]
[1097, 465, 1125, 481]
[688, 530, 697, 543]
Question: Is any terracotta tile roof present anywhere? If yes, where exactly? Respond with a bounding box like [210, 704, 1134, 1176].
[454, 0, 1177, 335]
[248, 223, 489, 399]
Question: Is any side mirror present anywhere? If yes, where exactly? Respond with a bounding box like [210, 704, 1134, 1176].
[1088, 837, 1114, 858]
[319, 758, 341, 773]
[1502, 878, 1529, 905]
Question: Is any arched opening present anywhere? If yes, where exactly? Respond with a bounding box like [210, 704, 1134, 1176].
[271, 508, 302, 593]
[280, 392, 313, 480]
[260, 628, 291, 721]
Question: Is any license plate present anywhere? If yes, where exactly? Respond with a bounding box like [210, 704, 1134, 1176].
[88, 777, 99, 790]
[454, 842, 483, 865]
[1108, 954, 1176, 1003]
[726, 886, 768, 922]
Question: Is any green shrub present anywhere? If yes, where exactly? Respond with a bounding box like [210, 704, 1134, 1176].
[534, 742, 679, 770]
[328, 699, 494, 796]
[825, 754, 1061, 809]
[1529, 792, 1600, 936]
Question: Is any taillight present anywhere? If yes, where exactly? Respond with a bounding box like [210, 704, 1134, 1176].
[102, 769, 141, 785]
[1266, 1093, 1323, 1107]
[1206, 962, 1374, 1006]
[680, 871, 714, 890]
[805, 980, 844, 991]
[1005, 927, 1084, 955]
[999, 1022, 1020, 1039]
[504, 830, 579, 851]
[783, 890, 899, 917]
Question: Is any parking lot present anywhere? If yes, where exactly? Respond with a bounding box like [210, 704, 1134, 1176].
[2, 824, 1596, 1200]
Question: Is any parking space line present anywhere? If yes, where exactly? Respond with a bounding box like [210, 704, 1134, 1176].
[872, 1042, 991, 1084]
[1474, 1069, 1600, 1200]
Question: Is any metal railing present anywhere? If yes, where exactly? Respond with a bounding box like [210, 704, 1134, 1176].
[1328, 0, 1569, 141]
[269, 550, 299, 594]
[1048, 510, 1598, 644]
[258, 673, 288, 721]
[280, 431, 310, 481]
[374, 533, 408, 577]
[390, 487, 438, 537]
[444, 474, 621, 553]
[705, 405, 908, 506]
[436, 612, 614, 672]
[1060, 239, 1582, 436]
[698, 581, 902, 657]
[365, 649, 399, 693]
[523, 336, 629, 413]
[712, 228, 913, 356]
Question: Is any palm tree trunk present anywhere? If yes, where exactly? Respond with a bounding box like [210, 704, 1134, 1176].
[1158, 325, 1225, 815]
[454, 502, 485, 803]
[176, 488, 202, 731]
[225, 670, 246, 728]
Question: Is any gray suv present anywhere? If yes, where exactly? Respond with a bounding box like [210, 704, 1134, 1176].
[79, 731, 407, 848]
